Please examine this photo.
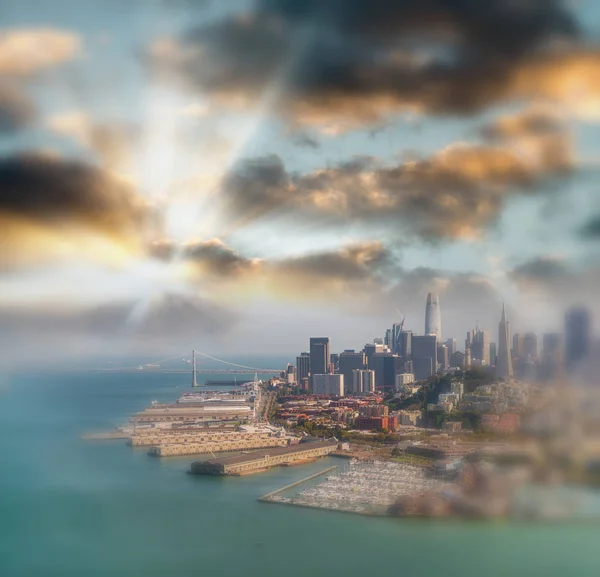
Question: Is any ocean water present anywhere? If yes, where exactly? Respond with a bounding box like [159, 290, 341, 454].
[0, 370, 598, 577]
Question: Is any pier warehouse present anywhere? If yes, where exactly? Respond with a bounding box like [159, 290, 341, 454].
[190, 440, 338, 476]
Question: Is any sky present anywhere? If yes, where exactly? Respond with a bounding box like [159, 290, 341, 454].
[1, 0, 600, 364]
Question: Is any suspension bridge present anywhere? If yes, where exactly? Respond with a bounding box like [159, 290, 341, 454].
[80, 350, 283, 375]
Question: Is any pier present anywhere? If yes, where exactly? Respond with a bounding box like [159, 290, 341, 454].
[259, 466, 339, 501]
[190, 440, 338, 476]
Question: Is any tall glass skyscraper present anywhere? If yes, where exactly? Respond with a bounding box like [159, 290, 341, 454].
[425, 292, 442, 341]
[309, 337, 330, 388]
[565, 307, 592, 372]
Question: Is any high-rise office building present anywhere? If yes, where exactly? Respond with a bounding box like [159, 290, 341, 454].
[285, 364, 296, 384]
[496, 304, 513, 380]
[541, 333, 563, 381]
[370, 353, 402, 390]
[392, 323, 404, 355]
[363, 343, 386, 367]
[470, 329, 490, 365]
[396, 330, 412, 361]
[352, 369, 375, 394]
[512, 333, 524, 359]
[339, 350, 366, 393]
[312, 374, 344, 396]
[296, 352, 310, 384]
[412, 335, 437, 381]
[310, 337, 330, 389]
[437, 344, 449, 370]
[523, 332, 539, 359]
[330, 353, 339, 371]
[445, 338, 457, 358]
[425, 292, 442, 341]
[385, 329, 394, 350]
[489, 342, 497, 366]
[565, 307, 592, 372]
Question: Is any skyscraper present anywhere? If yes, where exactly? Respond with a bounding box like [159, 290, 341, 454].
[296, 352, 310, 384]
[541, 333, 562, 381]
[309, 337, 330, 389]
[445, 338, 457, 358]
[369, 353, 402, 390]
[523, 332, 539, 359]
[425, 292, 442, 341]
[512, 333, 524, 359]
[470, 329, 490, 365]
[437, 344, 449, 370]
[339, 350, 366, 393]
[565, 307, 592, 372]
[412, 335, 438, 380]
[496, 304, 513, 380]
[363, 342, 386, 367]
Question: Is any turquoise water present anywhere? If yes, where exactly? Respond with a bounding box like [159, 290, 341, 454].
[1, 371, 599, 577]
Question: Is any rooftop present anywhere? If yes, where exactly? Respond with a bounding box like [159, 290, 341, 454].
[191, 439, 338, 467]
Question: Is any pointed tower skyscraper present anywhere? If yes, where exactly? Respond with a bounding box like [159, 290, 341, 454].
[496, 304, 513, 380]
[425, 292, 442, 341]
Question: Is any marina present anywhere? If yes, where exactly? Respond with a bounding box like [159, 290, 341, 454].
[260, 460, 445, 515]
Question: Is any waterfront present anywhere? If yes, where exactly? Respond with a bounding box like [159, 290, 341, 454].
[1, 370, 599, 577]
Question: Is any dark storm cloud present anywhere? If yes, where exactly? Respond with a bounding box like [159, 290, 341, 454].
[0, 84, 35, 133]
[222, 140, 571, 240]
[147, 0, 587, 128]
[0, 153, 154, 239]
[579, 216, 600, 240]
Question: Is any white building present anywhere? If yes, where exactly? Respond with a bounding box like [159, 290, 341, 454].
[395, 373, 415, 391]
[352, 369, 375, 395]
[313, 374, 344, 396]
[451, 381, 464, 399]
[439, 392, 460, 406]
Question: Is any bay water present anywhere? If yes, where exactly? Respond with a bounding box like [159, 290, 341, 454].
[0, 370, 598, 577]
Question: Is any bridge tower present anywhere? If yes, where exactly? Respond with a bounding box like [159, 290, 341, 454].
[192, 350, 198, 388]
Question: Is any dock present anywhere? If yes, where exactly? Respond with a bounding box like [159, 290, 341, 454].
[259, 466, 338, 501]
[190, 440, 338, 476]
[81, 431, 129, 440]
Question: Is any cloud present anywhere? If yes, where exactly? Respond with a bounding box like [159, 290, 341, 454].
[0, 28, 81, 77]
[145, 0, 594, 131]
[182, 237, 262, 276]
[508, 256, 600, 317]
[0, 153, 157, 268]
[0, 83, 36, 133]
[509, 256, 569, 282]
[291, 132, 320, 149]
[222, 138, 571, 240]
[383, 267, 502, 332]
[46, 111, 141, 172]
[579, 216, 600, 240]
[0, 292, 236, 363]
[151, 237, 398, 302]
